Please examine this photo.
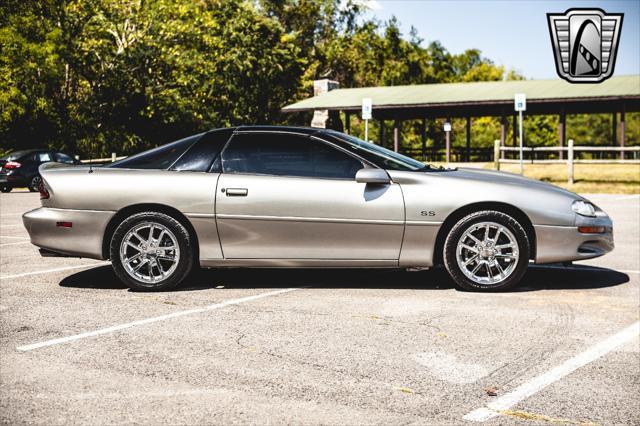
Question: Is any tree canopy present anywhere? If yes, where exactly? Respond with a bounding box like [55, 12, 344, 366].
[0, 0, 636, 157]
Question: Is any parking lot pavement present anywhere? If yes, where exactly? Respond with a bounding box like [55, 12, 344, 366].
[1, 192, 638, 425]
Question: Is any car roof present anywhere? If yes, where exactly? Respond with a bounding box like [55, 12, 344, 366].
[234, 125, 321, 135]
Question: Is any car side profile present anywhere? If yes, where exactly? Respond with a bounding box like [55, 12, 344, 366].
[1, 149, 78, 192]
[22, 126, 614, 291]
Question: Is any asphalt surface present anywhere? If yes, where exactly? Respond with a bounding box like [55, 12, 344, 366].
[0, 191, 638, 425]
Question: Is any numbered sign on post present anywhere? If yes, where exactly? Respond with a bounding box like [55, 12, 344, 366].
[514, 93, 527, 112]
[362, 98, 372, 120]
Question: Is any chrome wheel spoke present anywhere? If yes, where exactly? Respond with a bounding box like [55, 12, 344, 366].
[148, 225, 155, 244]
[132, 258, 148, 273]
[495, 261, 506, 277]
[126, 241, 142, 252]
[460, 243, 479, 254]
[471, 262, 483, 275]
[463, 255, 478, 266]
[495, 243, 515, 250]
[157, 260, 166, 277]
[126, 253, 142, 265]
[468, 234, 482, 246]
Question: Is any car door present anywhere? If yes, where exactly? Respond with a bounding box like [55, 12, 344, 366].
[215, 131, 405, 262]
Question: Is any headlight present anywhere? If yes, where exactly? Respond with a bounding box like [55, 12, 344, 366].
[572, 200, 596, 217]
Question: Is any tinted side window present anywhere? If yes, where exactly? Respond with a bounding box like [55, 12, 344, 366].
[108, 134, 202, 170]
[171, 129, 233, 172]
[54, 153, 75, 164]
[221, 133, 363, 179]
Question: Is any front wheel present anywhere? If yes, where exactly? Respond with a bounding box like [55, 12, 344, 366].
[110, 212, 194, 291]
[443, 210, 530, 292]
[0, 185, 11, 193]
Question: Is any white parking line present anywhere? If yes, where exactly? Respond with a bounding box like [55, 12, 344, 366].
[0, 241, 32, 247]
[0, 263, 109, 280]
[0, 235, 28, 240]
[463, 321, 640, 422]
[0, 224, 22, 228]
[17, 287, 302, 351]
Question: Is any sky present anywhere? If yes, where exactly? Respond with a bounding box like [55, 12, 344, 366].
[362, 0, 639, 79]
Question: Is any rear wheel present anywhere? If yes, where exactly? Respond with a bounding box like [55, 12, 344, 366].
[443, 210, 530, 291]
[28, 175, 41, 192]
[110, 212, 194, 291]
[0, 185, 11, 193]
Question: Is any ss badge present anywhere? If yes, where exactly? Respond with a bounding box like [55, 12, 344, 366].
[420, 211, 436, 217]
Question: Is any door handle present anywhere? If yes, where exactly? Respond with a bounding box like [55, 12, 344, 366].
[225, 188, 248, 197]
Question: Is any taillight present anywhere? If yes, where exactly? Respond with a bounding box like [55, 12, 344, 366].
[4, 161, 21, 169]
[39, 181, 50, 200]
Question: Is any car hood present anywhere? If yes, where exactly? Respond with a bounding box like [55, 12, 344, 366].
[439, 167, 583, 199]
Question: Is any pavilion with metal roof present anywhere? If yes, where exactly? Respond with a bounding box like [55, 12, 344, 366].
[282, 75, 640, 161]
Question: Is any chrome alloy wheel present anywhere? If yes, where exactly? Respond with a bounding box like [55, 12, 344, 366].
[119, 222, 180, 284]
[455, 221, 519, 286]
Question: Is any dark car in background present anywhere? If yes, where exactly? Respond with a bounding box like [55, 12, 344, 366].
[0, 149, 78, 192]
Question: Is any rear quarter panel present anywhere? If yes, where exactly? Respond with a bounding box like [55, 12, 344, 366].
[40, 167, 222, 260]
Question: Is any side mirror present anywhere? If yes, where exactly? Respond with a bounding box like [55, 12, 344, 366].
[355, 168, 391, 184]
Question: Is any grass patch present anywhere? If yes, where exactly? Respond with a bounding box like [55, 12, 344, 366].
[495, 163, 639, 194]
[431, 162, 640, 194]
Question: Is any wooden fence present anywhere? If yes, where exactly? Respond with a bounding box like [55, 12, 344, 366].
[494, 140, 640, 184]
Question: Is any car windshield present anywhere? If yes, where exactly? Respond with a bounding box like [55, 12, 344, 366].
[1, 150, 33, 161]
[324, 130, 431, 171]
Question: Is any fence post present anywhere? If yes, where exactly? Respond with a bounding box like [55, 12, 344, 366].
[494, 140, 500, 171]
[567, 139, 574, 185]
[111, 152, 116, 162]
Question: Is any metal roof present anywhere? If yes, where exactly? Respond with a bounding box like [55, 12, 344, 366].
[282, 75, 640, 112]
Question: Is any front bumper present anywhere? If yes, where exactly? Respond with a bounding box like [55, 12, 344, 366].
[22, 207, 115, 259]
[534, 213, 614, 264]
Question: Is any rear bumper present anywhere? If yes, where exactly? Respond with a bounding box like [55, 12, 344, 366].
[534, 215, 614, 264]
[0, 174, 28, 186]
[22, 207, 114, 260]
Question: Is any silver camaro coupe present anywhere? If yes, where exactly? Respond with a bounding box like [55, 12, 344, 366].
[23, 126, 614, 291]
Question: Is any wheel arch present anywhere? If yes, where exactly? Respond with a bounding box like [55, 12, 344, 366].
[102, 203, 199, 261]
[432, 201, 536, 266]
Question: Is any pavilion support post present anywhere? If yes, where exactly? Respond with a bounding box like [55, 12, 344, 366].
[421, 118, 427, 161]
[620, 104, 626, 160]
[378, 119, 384, 147]
[612, 111, 617, 159]
[445, 119, 451, 163]
[500, 114, 506, 160]
[345, 112, 351, 135]
[558, 109, 566, 160]
[512, 114, 517, 147]
[466, 116, 471, 162]
[393, 121, 400, 153]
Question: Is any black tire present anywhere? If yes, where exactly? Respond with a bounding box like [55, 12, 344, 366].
[443, 210, 530, 292]
[0, 186, 11, 193]
[110, 212, 194, 291]
[28, 175, 41, 192]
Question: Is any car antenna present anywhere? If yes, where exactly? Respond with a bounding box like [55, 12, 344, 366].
[89, 124, 101, 174]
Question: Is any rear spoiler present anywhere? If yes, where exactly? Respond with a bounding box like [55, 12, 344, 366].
[39, 162, 83, 173]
